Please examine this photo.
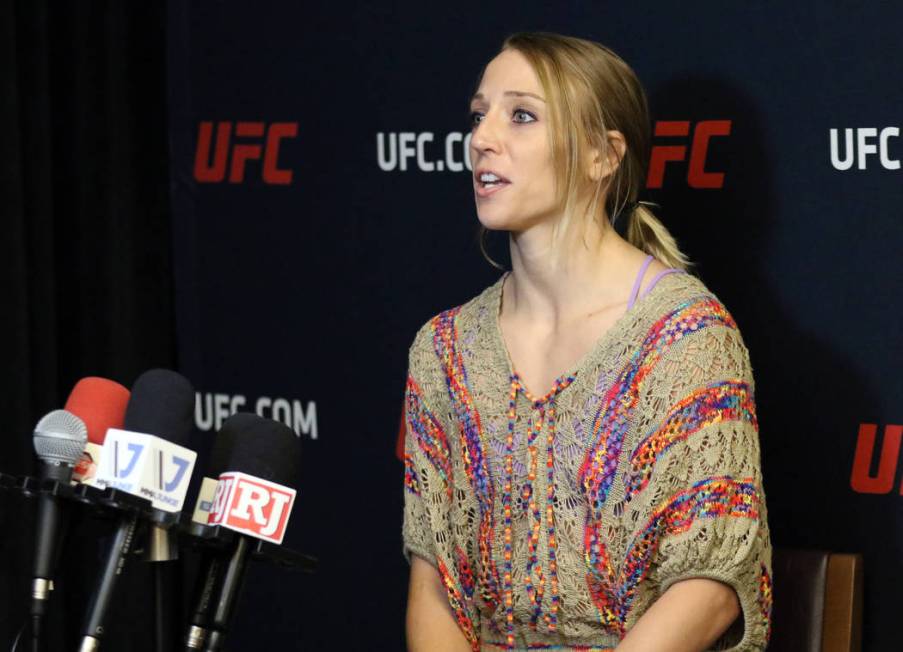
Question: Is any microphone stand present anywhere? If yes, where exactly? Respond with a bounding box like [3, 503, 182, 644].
[202, 536, 251, 652]
[145, 518, 181, 652]
[78, 513, 140, 652]
[181, 523, 318, 651]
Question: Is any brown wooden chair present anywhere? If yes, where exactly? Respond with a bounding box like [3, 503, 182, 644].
[768, 548, 864, 652]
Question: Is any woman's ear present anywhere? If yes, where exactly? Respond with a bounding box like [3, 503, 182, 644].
[589, 130, 627, 181]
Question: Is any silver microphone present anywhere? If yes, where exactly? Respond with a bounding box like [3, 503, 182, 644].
[33, 409, 88, 481]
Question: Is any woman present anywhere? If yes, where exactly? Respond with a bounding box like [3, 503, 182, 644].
[402, 32, 771, 651]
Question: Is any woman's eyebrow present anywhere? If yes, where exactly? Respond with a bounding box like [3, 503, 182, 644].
[470, 90, 546, 103]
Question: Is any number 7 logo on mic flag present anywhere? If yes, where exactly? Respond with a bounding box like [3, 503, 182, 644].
[96, 429, 197, 512]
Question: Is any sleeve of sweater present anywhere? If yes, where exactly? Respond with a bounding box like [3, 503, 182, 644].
[624, 301, 773, 651]
[401, 320, 481, 649]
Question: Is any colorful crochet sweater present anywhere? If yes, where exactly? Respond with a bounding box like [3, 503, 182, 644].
[402, 270, 772, 651]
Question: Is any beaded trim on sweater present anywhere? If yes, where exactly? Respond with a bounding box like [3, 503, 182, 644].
[402, 271, 772, 651]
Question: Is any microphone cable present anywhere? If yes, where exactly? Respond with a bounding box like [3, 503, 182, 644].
[9, 616, 26, 652]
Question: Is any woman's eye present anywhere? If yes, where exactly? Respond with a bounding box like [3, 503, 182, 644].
[468, 108, 536, 129]
[513, 109, 536, 123]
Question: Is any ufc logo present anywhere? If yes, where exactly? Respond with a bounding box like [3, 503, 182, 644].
[830, 127, 901, 170]
[647, 120, 732, 189]
[850, 423, 903, 494]
[193, 121, 298, 184]
[208, 472, 296, 544]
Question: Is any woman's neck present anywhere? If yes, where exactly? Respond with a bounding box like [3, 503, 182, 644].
[504, 219, 641, 328]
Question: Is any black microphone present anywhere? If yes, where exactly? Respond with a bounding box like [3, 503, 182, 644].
[79, 369, 196, 652]
[123, 369, 196, 564]
[184, 422, 241, 650]
[126, 370, 196, 652]
[199, 413, 300, 652]
[30, 409, 87, 639]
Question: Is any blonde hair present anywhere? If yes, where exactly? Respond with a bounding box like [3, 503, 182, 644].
[476, 32, 693, 272]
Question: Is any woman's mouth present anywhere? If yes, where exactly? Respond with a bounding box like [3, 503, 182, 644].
[474, 171, 511, 198]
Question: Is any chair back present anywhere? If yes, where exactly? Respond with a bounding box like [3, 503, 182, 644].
[768, 548, 863, 652]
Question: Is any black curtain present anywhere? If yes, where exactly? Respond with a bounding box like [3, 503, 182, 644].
[0, 1, 175, 648]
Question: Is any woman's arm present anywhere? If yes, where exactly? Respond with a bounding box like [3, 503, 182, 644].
[615, 578, 740, 652]
[406, 554, 473, 652]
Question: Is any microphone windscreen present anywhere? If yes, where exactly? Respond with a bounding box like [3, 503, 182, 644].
[33, 409, 88, 465]
[207, 420, 241, 478]
[124, 369, 195, 446]
[64, 377, 131, 445]
[219, 413, 300, 488]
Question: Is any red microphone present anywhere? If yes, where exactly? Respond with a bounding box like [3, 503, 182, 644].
[64, 377, 130, 484]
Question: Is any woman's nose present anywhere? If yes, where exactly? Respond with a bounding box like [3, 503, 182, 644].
[471, 113, 502, 154]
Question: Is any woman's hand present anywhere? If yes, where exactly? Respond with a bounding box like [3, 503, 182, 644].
[406, 554, 473, 652]
[614, 578, 741, 652]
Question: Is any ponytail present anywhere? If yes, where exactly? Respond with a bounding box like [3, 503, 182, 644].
[625, 203, 693, 272]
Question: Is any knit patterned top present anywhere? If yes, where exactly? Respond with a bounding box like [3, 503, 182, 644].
[402, 261, 772, 651]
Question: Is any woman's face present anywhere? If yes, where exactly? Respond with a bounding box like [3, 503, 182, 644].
[469, 49, 558, 232]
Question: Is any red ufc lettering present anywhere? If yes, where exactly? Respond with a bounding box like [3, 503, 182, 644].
[850, 423, 903, 494]
[208, 472, 296, 543]
[229, 122, 265, 183]
[647, 120, 731, 189]
[193, 121, 298, 185]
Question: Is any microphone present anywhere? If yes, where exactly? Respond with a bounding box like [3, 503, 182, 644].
[199, 413, 300, 652]
[190, 418, 240, 527]
[184, 423, 241, 650]
[65, 377, 131, 485]
[122, 369, 196, 562]
[30, 377, 130, 650]
[30, 409, 88, 627]
[80, 369, 196, 652]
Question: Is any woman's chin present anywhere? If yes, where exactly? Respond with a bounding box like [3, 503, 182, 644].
[476, 210, 518, 232]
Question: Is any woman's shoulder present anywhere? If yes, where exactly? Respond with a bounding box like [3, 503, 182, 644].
[406, 274, 504, 373]
[408, 275, 503, 352]
[645, 270, 739, 326]
[641, 270, 754, 381]
[636, 270, 752, 366]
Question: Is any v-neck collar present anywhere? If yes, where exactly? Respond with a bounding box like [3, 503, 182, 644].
[488, 267, 678, 404]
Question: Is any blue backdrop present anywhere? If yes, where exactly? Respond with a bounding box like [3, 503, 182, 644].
[167, 2, 903, 649]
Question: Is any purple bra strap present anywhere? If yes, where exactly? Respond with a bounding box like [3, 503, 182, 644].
[627, 254, 655, 310]
[638, 268, 686, 301]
